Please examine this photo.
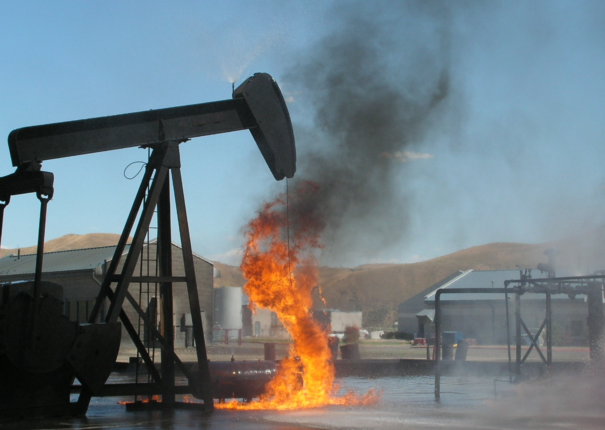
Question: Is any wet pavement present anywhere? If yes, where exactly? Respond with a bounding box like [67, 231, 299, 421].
[3, 373, 605, 429]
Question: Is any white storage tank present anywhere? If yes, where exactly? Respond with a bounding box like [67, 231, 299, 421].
[214, 286, 243, 329]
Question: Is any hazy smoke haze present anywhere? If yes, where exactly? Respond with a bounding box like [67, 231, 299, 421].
[283, 2, 458, 265]
[259, 0, 605, 269]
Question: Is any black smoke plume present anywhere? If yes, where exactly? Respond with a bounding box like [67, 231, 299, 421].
[282, 2, 458, 266]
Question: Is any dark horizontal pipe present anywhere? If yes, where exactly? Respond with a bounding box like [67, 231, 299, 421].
[436, 287, 520, 296]
[108, 275, 188, 283]
[70, 383, 191, 397]
[505, 275, 605, 286]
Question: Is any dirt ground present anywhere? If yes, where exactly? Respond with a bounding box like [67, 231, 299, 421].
[116, 339, 591, 363]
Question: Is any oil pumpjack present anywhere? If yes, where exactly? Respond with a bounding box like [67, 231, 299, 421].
[0, 73, 296, 418]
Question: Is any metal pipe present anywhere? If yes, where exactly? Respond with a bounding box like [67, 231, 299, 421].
[587, 283, 605, 362]
[505, 285, 512, 383]
[546, 292, 552, 372]
[433, 287, 521, 400]
[0, 198, 9, 252]
[490, 302, 496, 343]
[29, 193, 50, 346]
[506, 275, 605, 284]
[158, 171, 175, 404]
[434, 290, 441, 400]
[515, 292, 521, 379]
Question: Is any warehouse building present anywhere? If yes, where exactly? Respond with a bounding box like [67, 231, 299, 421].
[0, 242, 215, 347]
[399, 269, 597, 345]
[397, 270, 466, 337]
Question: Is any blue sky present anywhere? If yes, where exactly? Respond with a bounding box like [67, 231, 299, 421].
[1, 1, 604, 267]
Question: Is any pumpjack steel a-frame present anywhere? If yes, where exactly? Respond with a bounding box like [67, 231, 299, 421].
[0, 73, 296, 416]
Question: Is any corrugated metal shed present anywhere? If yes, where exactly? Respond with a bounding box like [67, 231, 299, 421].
[0, 245, 128, 277]
[398, 270, 465, 314]
[146, 238, 214, 266]
[415, 308, 435, 325]
[424, 269, 583, 303]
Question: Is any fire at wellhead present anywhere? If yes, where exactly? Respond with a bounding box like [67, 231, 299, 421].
[217, 181, 378, 410]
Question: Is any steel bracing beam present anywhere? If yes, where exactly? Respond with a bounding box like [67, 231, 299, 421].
[172, 166, 214, 409]
[435, 278, 605, 400]
[80, 141, 214, 412]
[519, 317, 548, 365]
[123, 291, 192, 380]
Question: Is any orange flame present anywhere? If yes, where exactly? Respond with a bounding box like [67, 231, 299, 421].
[183, 395, 202, 404]
[118, 394, 161, 405]
[216, 181, 379, 410]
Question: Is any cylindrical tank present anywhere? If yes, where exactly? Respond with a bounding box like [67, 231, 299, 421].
[214, 287, 243, 330]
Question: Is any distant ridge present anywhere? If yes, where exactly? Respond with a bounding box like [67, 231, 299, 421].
[211, 229, 605, 327]
[2, 229, 604, 327]
[0, 233, 128, 258]
[210, 241, 556, 327]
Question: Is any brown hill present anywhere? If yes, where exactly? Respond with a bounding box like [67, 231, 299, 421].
[0, 233, 129, 258]
[212, 227, 605, 328]
[318, 242, 549, 327]
[4, 229, 605, 329]
[207, 241, 552, 327]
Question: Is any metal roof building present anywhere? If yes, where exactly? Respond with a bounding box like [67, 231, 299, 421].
[399, 269, 593, 345]
[397, 270, 465, 336]
[0, 243, 215, 347]
[424, 269, 587, 303]
[0, 245, 126, 280]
